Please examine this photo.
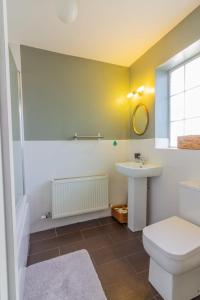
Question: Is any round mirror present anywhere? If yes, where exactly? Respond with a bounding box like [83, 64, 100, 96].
[132, 104, 149, 136]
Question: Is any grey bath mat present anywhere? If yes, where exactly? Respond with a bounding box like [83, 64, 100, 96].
[24, 249, 107, 300]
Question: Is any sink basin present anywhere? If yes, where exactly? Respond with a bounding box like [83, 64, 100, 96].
[115, 162, 162, 178]
[115, 161, 163, 232]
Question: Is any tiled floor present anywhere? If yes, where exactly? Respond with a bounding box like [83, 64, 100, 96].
[28, 217, 199, 300]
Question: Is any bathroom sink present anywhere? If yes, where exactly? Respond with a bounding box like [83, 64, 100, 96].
[115, 162, 162, 178]
[115, 161, 163, 233]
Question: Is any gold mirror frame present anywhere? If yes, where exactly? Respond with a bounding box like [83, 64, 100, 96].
[132, 103, 149, 136]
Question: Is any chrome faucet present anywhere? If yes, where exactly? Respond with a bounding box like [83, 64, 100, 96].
[134, 153, 145, 165]
[139, 157, 145, 165]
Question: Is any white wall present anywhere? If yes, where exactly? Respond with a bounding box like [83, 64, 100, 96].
[128, 139, 200, 224]
[15, 141, 29, 299]
[25, 138, 200, 233]
[24, 140, 129, 233]
[9, 43, 29, 299]
[16, 197, 29, 300]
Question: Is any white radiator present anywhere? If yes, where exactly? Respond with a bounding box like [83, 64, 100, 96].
[52, 175, 109, 219]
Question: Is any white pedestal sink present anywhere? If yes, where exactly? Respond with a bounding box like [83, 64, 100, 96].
[115, 162, 162, 232]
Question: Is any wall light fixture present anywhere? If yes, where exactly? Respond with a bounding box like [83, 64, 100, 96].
[127, 85, 145, 99]
[127, 86, 155, 99]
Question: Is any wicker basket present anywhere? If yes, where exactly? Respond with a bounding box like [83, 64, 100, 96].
[111, 204, 128, 224]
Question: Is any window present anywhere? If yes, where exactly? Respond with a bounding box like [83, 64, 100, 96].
[169, 55, 200, 147]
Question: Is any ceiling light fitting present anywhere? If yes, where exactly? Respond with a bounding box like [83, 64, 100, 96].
[57, 0, 78, 24]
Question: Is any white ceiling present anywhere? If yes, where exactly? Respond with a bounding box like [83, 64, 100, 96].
[7, 0, 200, 66]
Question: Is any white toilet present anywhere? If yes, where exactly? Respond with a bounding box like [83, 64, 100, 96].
[143, 181, 200, 300]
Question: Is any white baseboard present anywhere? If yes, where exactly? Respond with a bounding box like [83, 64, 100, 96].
[31, 208, 111, 233]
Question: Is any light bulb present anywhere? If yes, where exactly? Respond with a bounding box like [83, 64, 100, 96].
[57, 0, 78, 24]
[137, 86, 145, 95]
[127, 92, 134, 99]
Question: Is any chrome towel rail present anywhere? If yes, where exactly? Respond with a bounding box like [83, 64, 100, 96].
[73, 132, 104, 140]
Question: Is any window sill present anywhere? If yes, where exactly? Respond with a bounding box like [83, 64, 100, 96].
[155, 138, 200, 150]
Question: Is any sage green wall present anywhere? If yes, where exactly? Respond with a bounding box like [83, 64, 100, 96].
[21, 46, 130, 140]
[130, 5, 200, 139]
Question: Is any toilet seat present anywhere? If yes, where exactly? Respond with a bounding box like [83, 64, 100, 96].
[143, 216, 200, 274]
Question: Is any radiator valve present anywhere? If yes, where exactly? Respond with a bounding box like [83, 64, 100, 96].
[40, 212, 51, 220]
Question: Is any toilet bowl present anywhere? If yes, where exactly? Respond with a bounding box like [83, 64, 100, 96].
[143, 181, 200, 300]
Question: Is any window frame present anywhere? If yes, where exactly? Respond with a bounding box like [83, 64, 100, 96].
[168, 52, 200, 148]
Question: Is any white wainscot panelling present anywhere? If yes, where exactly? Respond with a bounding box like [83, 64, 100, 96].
[24, 140, 129, 232]
[16, 196, 30, 300]
[128, 139, 200, 224]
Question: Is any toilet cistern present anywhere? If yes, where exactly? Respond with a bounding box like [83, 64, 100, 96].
[115, 158, 162, 232]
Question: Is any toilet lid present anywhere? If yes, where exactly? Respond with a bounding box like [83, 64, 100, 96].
[143, 216, 200, 260]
